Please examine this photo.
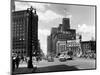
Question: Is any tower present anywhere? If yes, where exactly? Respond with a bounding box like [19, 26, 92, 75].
[62, 18, 70, 31]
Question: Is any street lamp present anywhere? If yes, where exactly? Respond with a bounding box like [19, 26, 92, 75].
[27, 6, 36, 68]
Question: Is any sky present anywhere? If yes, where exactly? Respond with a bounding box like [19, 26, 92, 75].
[13, 0, 95, 55]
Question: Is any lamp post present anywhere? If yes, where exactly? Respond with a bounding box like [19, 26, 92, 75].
[27, 6, 36, 68]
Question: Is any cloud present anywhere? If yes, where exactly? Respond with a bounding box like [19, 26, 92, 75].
[29, 3, 49, 12]
[77, 24, 95, 33]
[38, 10, 62, 22]
[66, 15, 72, 19]
[15, 1, 62, 22]
[77, 24, 95, 41]
[15, 1, 47, 11]
[15, 2, 30, 11]
[38, 29, 50, 36]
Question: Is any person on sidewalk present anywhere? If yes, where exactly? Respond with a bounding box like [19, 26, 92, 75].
[12, 56, 16, 72]
[15, 56, 20, 68]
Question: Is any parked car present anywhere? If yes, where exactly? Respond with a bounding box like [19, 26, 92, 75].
[59, 55, 67, 62]
[59, 54, 72, 62]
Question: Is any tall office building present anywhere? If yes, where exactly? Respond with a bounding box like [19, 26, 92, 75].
[47, 36, 52, 56]
[62, 18, 70, 31]
[47, 18, 76, 57]
[12, 7, 38, 56]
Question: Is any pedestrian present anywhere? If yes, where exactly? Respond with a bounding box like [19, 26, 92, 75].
[12, 57, 16, 72]
[36, 56, 40, 63]
[20, 55, 24, 63]
[15, 56, 20, 68]
[24, 56, 27, 63]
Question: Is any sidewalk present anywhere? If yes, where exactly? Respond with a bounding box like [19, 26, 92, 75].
[12, 67, 37, 75]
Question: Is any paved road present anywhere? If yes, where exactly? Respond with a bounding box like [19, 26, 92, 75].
[12, 58, 96, 74]
[19, 58, 96, 69]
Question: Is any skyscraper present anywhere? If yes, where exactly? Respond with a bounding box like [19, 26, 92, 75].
[62, 18, 70, 31]
[12, 7, 38, 56]
[47, 18, 76, 57]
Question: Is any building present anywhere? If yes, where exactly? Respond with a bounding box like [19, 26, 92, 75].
[56, 41, 66, 55]
[81, 41, 96, 58]
[12, 7, 38, 56]
[62, 18, 70, 31]
[47, 18, 76, 57]
[66, 40, 82, 57]
[47, 36, 52, 56]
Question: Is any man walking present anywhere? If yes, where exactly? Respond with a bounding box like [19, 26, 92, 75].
[15, 56, 20, 68]
[12, 56, 16, 71]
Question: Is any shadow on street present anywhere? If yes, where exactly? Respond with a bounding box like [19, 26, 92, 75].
[37, 64, 78, 72]
[12, 64, 79, 75]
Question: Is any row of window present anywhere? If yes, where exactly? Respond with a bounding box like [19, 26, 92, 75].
[13, 37, 26, 40]
[82, 45, 90, 49]
[58, 34, 75, 39]
[13, 17, 27, 24]
[13, 50, 26, 54]
[13, 33, 25, 37]
[13, 46, 26, 49]
[66, 43, 80, 47]
[13, 28, 25, 32]
[13, 42, 25, 44]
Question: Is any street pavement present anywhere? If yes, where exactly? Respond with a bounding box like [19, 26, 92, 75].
[12, 58, 96, 75]
[19, 58, 96, 69]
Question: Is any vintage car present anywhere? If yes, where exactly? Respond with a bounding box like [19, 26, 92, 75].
[59, 54, 72, 62]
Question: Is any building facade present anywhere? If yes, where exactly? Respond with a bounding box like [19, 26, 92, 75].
[56, 41, 67, 55]
[62, 18, 70, 31]
[47, 36, 52, 56]
[81, 41, 96, 58]
[12, 7, 38, 56]
[66, 40, 82, 57]
[47, 18, 76, 57]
